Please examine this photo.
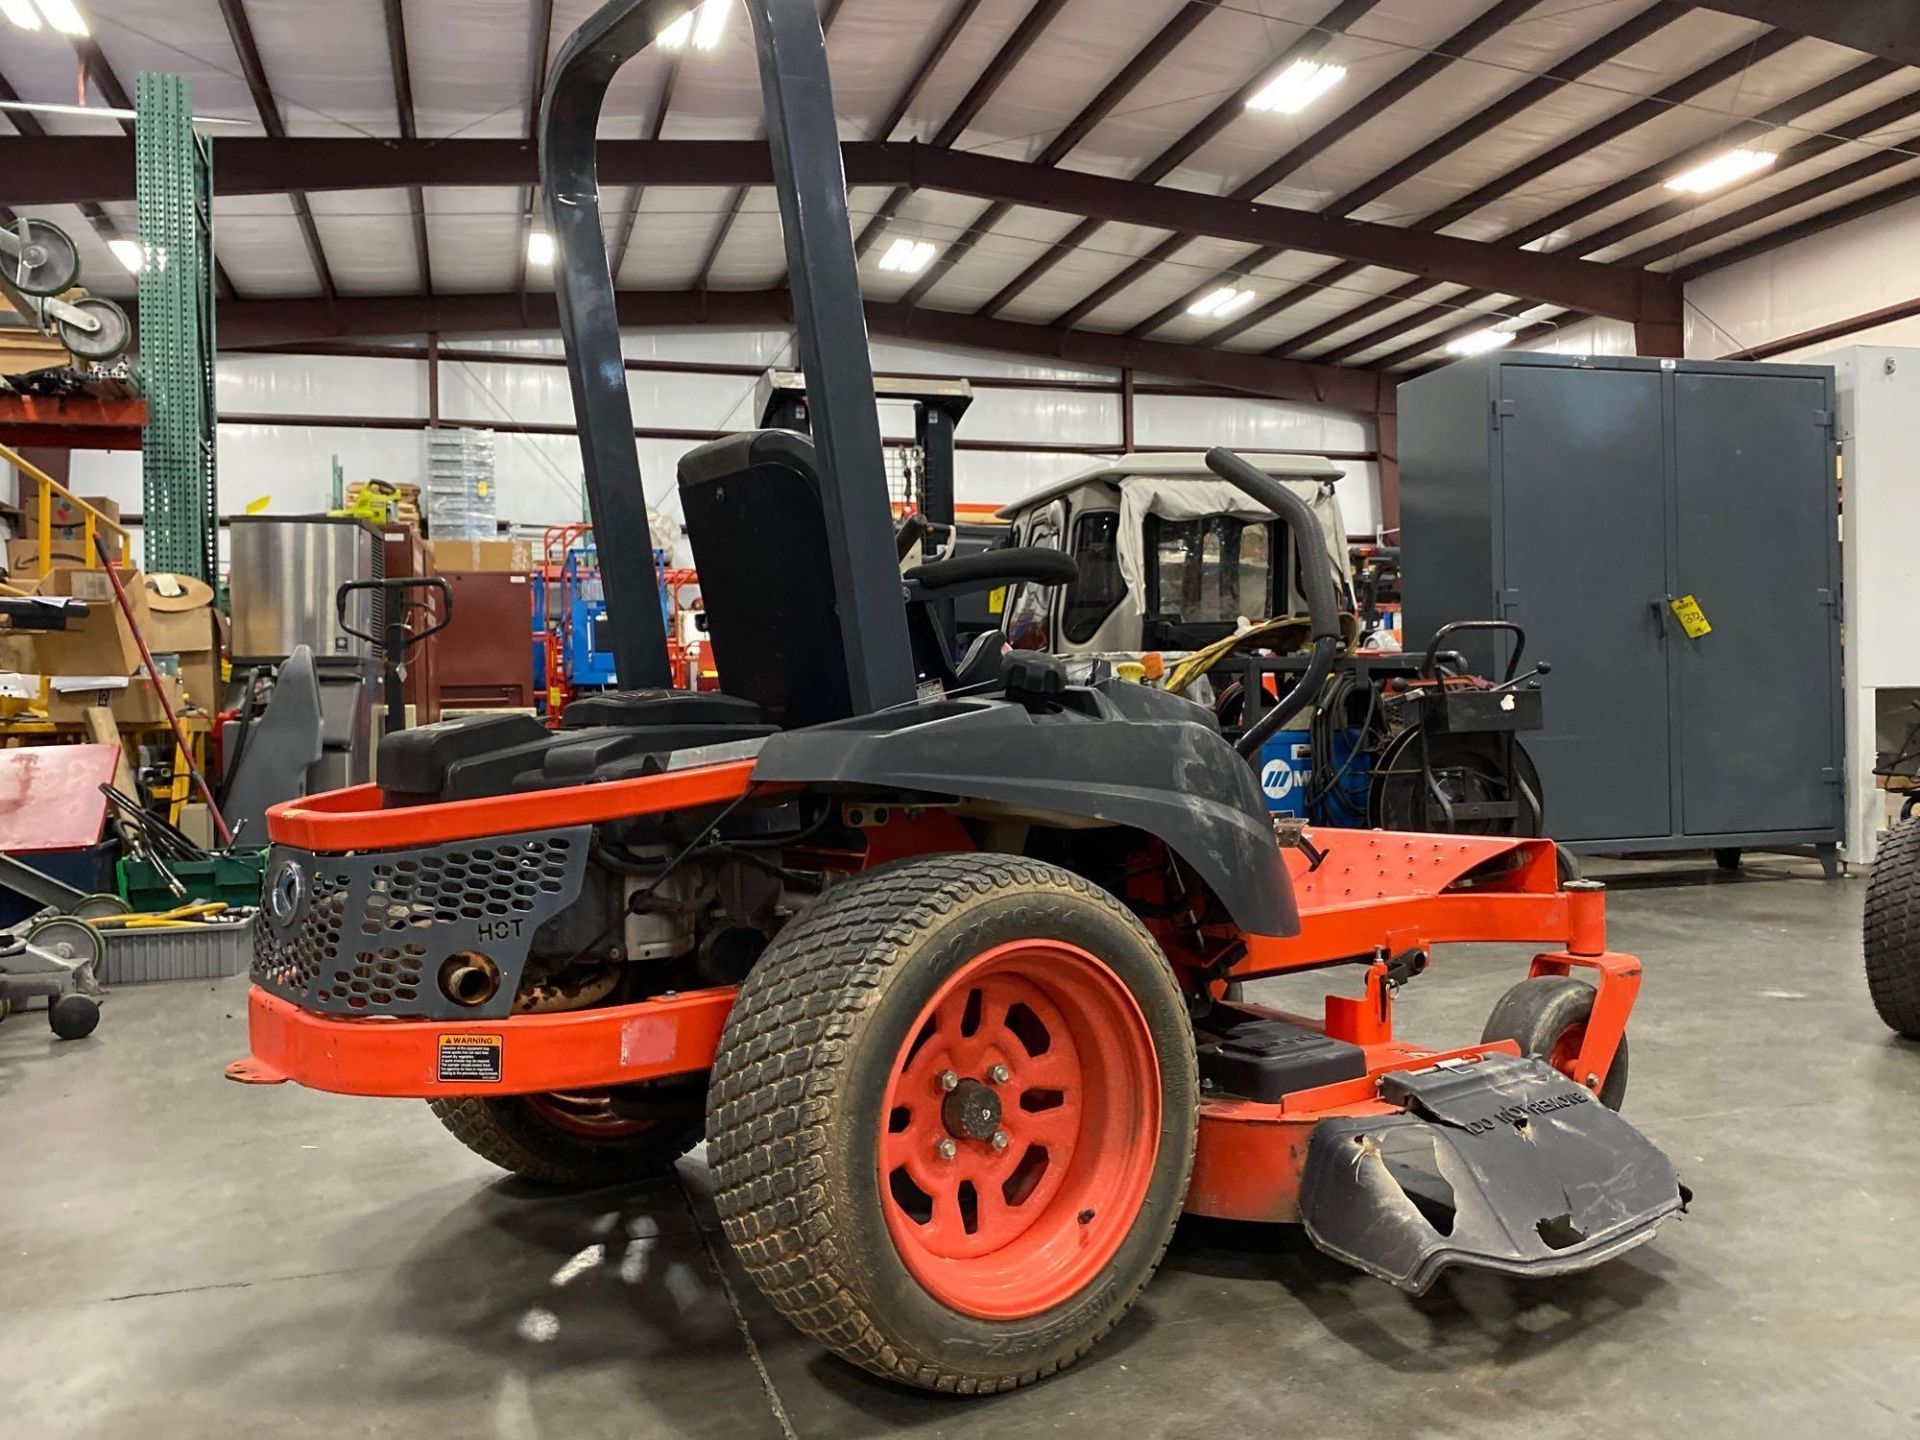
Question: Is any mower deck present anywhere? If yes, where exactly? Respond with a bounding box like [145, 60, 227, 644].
[228, 760, 1663, 1258]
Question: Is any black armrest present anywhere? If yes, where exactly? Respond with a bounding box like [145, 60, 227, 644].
[905, 548, 1079, 594]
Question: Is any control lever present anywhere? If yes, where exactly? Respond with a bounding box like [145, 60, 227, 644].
[1490, 660, 1551, 693]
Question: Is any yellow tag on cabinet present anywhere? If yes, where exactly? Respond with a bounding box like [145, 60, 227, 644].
[245, 495, 271, 514]
[987, 585, 1006, 615]
[1668, 594, 1711, 638]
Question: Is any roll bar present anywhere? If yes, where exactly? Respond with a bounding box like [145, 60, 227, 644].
[538, 0, 915, 710]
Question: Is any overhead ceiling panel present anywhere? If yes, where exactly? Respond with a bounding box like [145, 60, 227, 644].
[1563, 73, 1920, 257]
[1156, 0, 1502, 206]
[1399, 6, 1763, 236]
[707, 190, 787, 287]
[309, 188, 421, 293]
[1438, 36, 1870, 242]
[616, 186, 728, 288]
[1650, 152, 1920, 273]
[243, 0, 404, 137]
[408, 0, 539, 139]
[423, 185, 520, 292]
[86, 0, 259, 124]
[945, 0, 1191, 161]
[1062, 0, 1330, 182]
[210, 193, 320, 296]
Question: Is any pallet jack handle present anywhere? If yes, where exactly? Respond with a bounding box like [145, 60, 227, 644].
[89, 536, 235, 847]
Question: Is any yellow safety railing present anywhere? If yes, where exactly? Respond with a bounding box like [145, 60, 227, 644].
[0, 438, 132, 576]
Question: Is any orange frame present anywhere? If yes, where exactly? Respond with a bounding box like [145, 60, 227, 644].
[233, 769, 1645, 1223]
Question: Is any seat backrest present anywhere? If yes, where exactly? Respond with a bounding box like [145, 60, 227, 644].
[678, 429, 858, 729]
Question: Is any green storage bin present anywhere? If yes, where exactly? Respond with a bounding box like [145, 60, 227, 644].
[118, 849, 268, 913]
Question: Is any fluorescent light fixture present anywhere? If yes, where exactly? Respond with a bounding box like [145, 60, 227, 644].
[660, 0, 727, 51]
[1664, 147, 1776, 194]
[1247, 59, 1347, 115]
[1445, 327, 1515, 357]
[0, 0, 40, 31]
[527, 231, 555, 266]
[32, 0, 86, 35]
[0, 99, 249, 125]
[878, 236, 937, 274]
[108, 239, 142, 273]
[1187, 286, 1256, 319]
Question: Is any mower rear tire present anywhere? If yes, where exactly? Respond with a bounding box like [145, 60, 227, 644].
[428, 1093, 700, 1188]
[706, 854, 1198, 1393]
[1864, 818, 1920, 1038]
[1482, 975, 1628, 1111]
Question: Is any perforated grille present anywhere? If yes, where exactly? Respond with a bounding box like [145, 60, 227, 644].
[361, 837, 575, 931]
[249, 830, 588, 1019]
[252, 873, 346, 994]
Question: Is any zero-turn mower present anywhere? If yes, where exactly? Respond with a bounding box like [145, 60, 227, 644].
[227, 0, 1688, 1393]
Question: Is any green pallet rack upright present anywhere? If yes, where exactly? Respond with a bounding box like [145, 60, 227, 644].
[136, 72, 218, 582]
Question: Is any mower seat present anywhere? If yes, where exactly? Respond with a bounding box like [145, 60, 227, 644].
[377, 691, 774, 805]
[678, 429, 858, 730]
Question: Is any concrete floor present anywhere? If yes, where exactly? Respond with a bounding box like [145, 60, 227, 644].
[5, 853, 1918, 1439]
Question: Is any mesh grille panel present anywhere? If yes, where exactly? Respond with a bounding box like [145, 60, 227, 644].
[249, 830, 587, 1019]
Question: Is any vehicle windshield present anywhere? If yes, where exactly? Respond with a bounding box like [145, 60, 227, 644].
[1151, 515, 1272, 624]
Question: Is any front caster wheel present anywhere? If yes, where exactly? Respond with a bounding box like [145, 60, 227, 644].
[1482, 975, 1628, 1110]
[428, 1091, 700, 1187]
[707, 854, 1198, 1393]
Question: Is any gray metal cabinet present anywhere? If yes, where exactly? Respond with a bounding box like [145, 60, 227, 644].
[1399, 352, 1841, 860]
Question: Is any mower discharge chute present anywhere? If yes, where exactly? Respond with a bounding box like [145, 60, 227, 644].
[227, 0, 1686, 1393]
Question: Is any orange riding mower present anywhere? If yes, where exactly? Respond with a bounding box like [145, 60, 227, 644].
[228, 0, 1686, 1394]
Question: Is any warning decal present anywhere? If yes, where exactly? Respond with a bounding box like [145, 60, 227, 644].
[437, 1033, 503, 1083]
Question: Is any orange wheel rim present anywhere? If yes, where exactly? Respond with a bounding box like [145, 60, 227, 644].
[1548, 1023, 1585, 1079]
[878, 940, 1161, 1321]
[524, 1090, 653, 1140]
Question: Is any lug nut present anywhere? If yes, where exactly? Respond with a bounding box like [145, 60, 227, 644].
[990, 1130, 1009, 1151]
[936, 1138, 957, 1160]
[938, 1069, 959, 1092]
[987, 1063, 1009, 1084]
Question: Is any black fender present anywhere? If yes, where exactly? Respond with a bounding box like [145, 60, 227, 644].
[750, 681, 1297, 938]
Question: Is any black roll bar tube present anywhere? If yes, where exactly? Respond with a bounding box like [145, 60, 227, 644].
[539, 0, 916, 709]
[1202, 446, 1345, 764]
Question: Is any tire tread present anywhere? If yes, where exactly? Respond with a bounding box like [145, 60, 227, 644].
[704, 853, 1195, 1393]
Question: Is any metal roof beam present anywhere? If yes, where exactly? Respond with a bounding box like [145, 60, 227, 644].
[381, 0, 432, 293]
[852, 0, 1071, 260]
[1082, 0, 1568, 338]
[1701, 1, 1920, 67]
[897, 0, 1211, 306]
[214, 0, 336, 302]
[1273, 28, 1810, 359]
[977, 0, 1385, 318]
[1311, 53, 1908, 363]
[211, 286, 1383, 410]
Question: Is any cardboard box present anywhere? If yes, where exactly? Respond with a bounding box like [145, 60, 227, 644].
[6, 537, 89, 577]
[139, 576, 223, 713]
[22, 491, 119, 528]
[45, 672, 186, 727]
[30, 565, 151, 679]
[429, 537, 533, 573]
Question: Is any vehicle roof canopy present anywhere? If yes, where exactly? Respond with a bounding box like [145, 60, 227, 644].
[997, 454, 1351, 610]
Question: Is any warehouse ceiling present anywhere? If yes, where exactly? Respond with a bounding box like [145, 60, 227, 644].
[5, 0, 1920, 401]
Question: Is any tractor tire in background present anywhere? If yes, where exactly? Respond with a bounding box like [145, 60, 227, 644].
[428, 1093, 701, 1187]
[1864, 818, 1920, 1039]
[706, 854, 1198, 1393]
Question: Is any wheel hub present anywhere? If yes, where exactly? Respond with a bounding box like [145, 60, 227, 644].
[940, 1077, 1002, 1141]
